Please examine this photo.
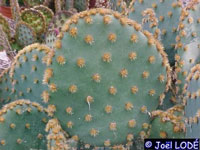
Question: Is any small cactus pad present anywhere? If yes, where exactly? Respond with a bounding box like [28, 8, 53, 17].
[183, 64, 200, 138]
[128, 0, 182, 64]
[175, 4, 200, 94]
[9, 43, 52, 106]
[150, 105, 186, 138]
[34, 5, 54, 29]
[45, 29, 58, 49]
[48, 11, 74, 32]
[46, 118, 78, 150]
[0, 100, 49, 149]
[47, 8, 171, 147]
[0, 13, 11, 40]
[0, 69, 14, 108]
[15, 21, 37, 47]
[21, 8, 46, 34]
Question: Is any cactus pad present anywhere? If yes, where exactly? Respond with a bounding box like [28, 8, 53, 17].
[15, 21, 37, 47]
[9, 43, 52, 106]
[74, 0, 89, 12]
[46, 118, 78, 150]
[0, 13, 11, 41]
[34, 5, 54, 29]
[175, 4, 200, 94]
[45, 29, 58, 49]
[23, 0, 44, 7]
[10, 0, 21, 22]
[64, 0, 74, 11]
[0, 69, 14, 108]
[157, 89, 177, 111]
[150, 105, 186, 138]
[109, 0, 128, 15]
[21, 8, 46, 34]
[128, 0, 182, 64]
[0, 25, 12, 54]
[0, 100, 49, 149]
[183, 64, 200, 138]
[46, 8, 171, 147]
[48, 11, 73, 32]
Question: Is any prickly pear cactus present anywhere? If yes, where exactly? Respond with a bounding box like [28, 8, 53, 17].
[90, 0, 110, 9]
[8, 43, 52, 106]
[46, 8, 171, 147]
[0, 69, 14, 108]
[157, 89, 177, 111]
[46, 118, 78, 150]
[150, 105, 186, 138]
[175, 3, 200, 95]
[0, 25, 13, 55]
[15, 21, 37, 47]
[10, 0, 21, 22]
[34, 5, 54, 29]
[109, 0, 129, 15]
[54, 0, 66, 13]
[64, 0, 74, 11]
[21, 8, 46, 34]
[128, 0, 182, 65]
[0, 13, 11, 41]
[141, 8, 160, 40]
[74, 0, 89, 12]
[0, 100, 49, 149]
[45, 29, 58, 49]
[183, 64, 200, 138]
[23, 0, 45, 7]
[48, 11, 74, 32]
[10, 41, 23, 52]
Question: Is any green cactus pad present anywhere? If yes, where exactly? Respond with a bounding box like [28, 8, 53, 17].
[21, 8, 46, 34]
[0, 69, 14, 108]
[175, 3, 200, 95]
[34, 5, 54, 29]
[45, 29, 58, 49]
[150, 105, 186, 138]
[48, 11, 73, 32]
[8, 43, 52, 106]
[183, 64, 200, 138]
[15, 21, 37, 47]
[0, 13, 11, 41]
[128, 0, 182, 65]
[46, 8, 171, 147]
[0, 100, 49, 149]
